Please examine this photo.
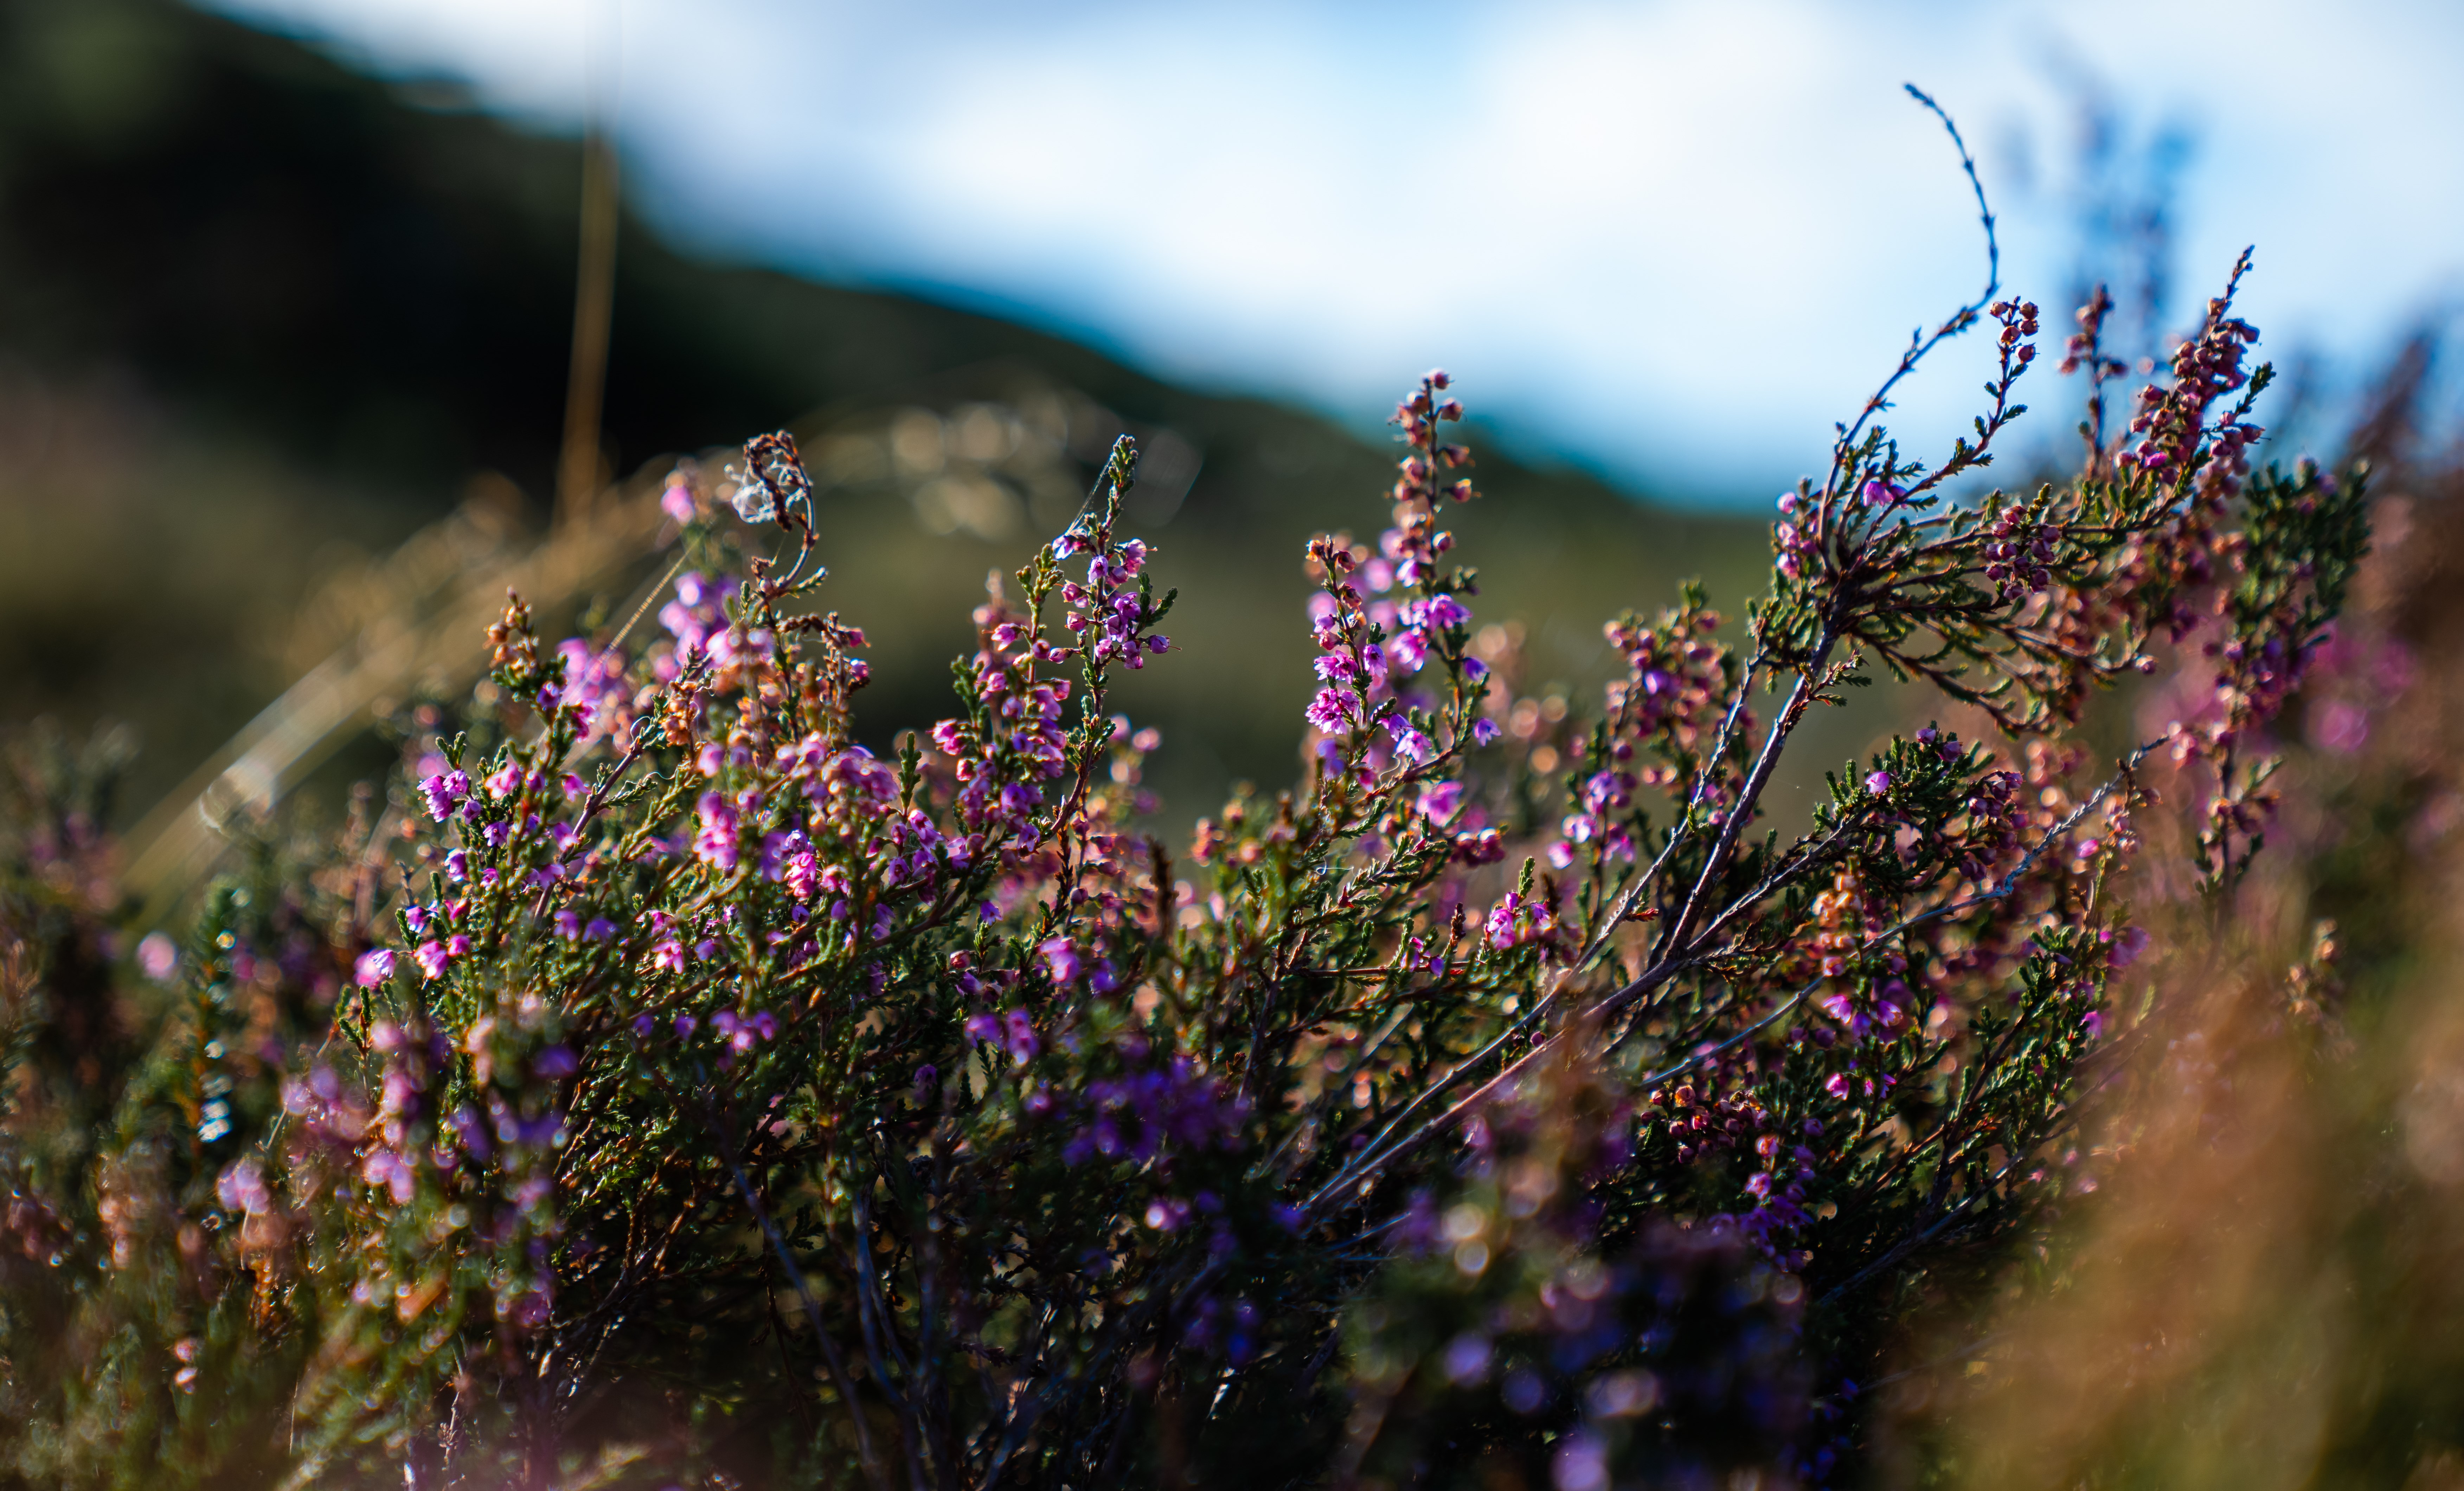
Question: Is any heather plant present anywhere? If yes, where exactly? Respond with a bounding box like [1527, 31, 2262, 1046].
[0, 115, 2373, 1490]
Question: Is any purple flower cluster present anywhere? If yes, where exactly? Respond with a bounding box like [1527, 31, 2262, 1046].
[1058, 1038, 1251, 1169]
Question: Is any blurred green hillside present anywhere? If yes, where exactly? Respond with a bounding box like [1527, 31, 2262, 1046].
[0, 0, 1814, 842]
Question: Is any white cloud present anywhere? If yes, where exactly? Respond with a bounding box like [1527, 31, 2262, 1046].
[206, 0, 2464, 500]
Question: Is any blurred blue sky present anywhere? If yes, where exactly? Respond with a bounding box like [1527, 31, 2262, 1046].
[209, 0, 2464, 505]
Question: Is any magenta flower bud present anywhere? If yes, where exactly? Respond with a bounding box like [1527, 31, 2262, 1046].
[355, 949, 397, 987]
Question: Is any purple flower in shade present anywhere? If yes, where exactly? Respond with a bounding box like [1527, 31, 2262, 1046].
[1416, 779, 1465, 823]
[354, 949, 397, 987]
[553, 909, 582, 940]
[420, 770, 471, 822]
[1304, 687, 1360, 733]
[1471, 717, 1502, 747]
[1388, 723, 1436, 765]
[1865, 769, 1891, 794]
[534, 1045, 579, 1079]
[1443, 1332, 1494, 1385]
[713, 1011, 761, 1052]
[1041, 937, 1084, 986]
[1553, 1431, 1610, 1491]
[584, 917, 617, 942]
[444, 850, 470, 883]
[2105, 924, 2151, 969]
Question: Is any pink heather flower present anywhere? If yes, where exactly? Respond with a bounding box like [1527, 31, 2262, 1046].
[652, 940, 687, 973]
[412, 940, 457, 980]
[1388, 629, 1429, 673]
[1304, 687, 1360, 733]
[1471, 718, 1501, 747]
[693, 791, 741, 871]
[362, 1149, 417, 1205]
[1486, 893, 1525, 948]
[1865, 769, 1891, 794]
[1416, 779, 1465, 823]
[354, 949, 397, 986]
[216, 1158, 273, 1215]
[660, 473, 696, 524]
[420, 770, 471, 821]
[783, 850, 819, 902]
[1389, 723, 1436, 765]
[137, 932, 178, 982]
[484, 762, 522, 800]
[1040, 937, 1085, 986]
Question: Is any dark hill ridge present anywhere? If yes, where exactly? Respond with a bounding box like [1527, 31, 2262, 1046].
[0, 0, 1789, 827]
[0, 0, 1214, 497]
